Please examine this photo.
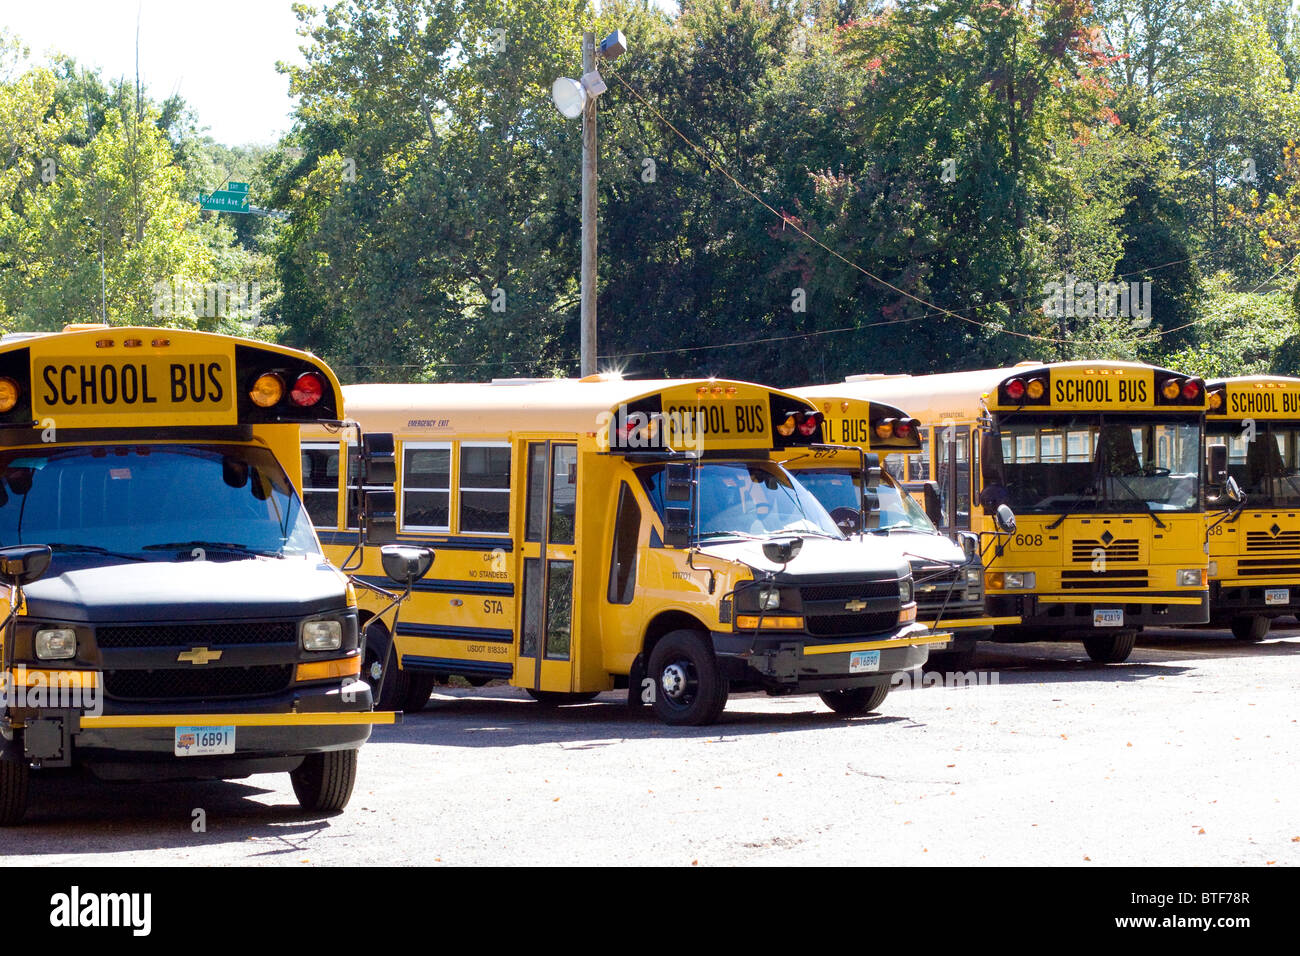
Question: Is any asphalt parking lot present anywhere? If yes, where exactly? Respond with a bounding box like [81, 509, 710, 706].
[4, 626, 1298, 866]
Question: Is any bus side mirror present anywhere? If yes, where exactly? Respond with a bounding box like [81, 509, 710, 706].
[358, 432, 399, 545]
[380, 545, 434, 587]
[958, 531, 979, 564]
[665, 462, 694, 502]
[360, 432, 396, 485]
[1225, 476, 1244, 505]
[0, 544, 52, 587]
[922, 481, 943, 527]
[1207, 443, 1228, 486]
[363, 489, 399, 545]
[995, 504, 1017, 534]
[862, 452, 881, 491]
[663, 506, 692, 548]
[861, 490, 880, 530]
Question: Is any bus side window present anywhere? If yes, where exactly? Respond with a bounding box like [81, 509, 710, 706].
[402, 442, 452, 532]
[608, 482, 641, 605]
[460, 443, 511, 535]
[301, 443, 341, 528]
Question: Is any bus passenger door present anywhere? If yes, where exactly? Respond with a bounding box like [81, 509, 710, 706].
[935, 424, 972, 535]
[516, 440, 580, 692]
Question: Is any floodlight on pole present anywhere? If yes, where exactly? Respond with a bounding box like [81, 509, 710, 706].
[551, 77, 585, 119]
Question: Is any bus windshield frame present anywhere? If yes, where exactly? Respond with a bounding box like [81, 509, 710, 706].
[792, 467, 938, 534]
[983, 412, 1203, 515]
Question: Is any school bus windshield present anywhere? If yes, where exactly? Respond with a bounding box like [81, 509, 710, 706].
[793, 468, 937, 533]
[1208, 421, 1300, 507]
[0, 443, 322, 559]
[640, 461, 843, 541]
[983, 414, 1201, 514]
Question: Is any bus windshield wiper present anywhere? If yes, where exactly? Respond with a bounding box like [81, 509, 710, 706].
[1044, 491, 1099, 530]
[1105, 474, 1167, 529]
[43, 542, 146, 562]
[141, 540, 282, 557]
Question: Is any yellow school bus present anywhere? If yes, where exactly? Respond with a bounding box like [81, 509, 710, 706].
[796, 362, 1210, 663]
[0, 325, 406, 825]
[303, 376, 948, 725]
[783, 395, 1020, 667]
[1203, 376, 1300, 640]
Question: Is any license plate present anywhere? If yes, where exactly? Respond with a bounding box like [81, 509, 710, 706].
[174, 726, 235, 756]
[1265, 588, 1289, 606]
[849, 650, 881, 673]
[1093, 609, 1124, 628]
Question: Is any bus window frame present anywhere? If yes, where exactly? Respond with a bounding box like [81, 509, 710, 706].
[458, 440, 512, 536]
[400, 440, 453, 534]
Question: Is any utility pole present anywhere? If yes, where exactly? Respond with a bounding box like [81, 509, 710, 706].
[580, 31, 598, 378]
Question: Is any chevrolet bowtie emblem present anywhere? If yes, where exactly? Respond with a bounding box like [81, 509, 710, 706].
[177, 646, 222, 665]
[844, 600, 869, 612]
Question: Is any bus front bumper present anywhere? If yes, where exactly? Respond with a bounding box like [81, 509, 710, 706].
[988, 592, 1209, 632]
[1209, 581, 1300, 621]
[711, 624, 949, 692]
[3, 679, 397, 780]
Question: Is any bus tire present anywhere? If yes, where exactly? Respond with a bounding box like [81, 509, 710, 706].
[290, 748, 358, 813]
[362, 620, 408, 712]
[0, 758, 29, 827]
[647, 630, 728, 726]
[819, 682, 889, 715]
[1083, 630, 1137, 664]
[526, 689, 600, 705]
[403, 674, 437, 712]
[1231, 615, 1270, 643]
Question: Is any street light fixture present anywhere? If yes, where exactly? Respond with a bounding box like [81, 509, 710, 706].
[552, 30, 627, 377]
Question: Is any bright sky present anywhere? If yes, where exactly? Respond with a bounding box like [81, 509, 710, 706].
[2, 0, 681, 147]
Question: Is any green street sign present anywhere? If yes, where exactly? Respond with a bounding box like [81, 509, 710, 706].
[226, 181, 250, 193]
[199, 190, 250, 212]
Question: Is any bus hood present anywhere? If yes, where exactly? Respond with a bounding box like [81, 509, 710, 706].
[853, 531, 967, 569]
[20, 557, 348, 623]
[698, 535, 910, 579]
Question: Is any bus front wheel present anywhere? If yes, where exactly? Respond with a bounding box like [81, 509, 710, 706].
[1231, 615, 1270, 643]
[819, 683, 889, 715]
[403, 674, 437, 712]
[362, 621, 408, 712]
[1083, 630, 1137, 664]
[0, 758, 29, 827]
[647, 630, 728, 726]
[290, 748, 358, 813]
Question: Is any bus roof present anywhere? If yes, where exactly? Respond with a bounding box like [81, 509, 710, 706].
[1206, 375, 1300, 420]
[795, 360, 1204, 420]
[335, 377, 823, 452]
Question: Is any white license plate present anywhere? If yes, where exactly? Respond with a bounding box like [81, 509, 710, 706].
[174, 726, 235, 757]
[1093, 609, 1124, 628]
[1265, 588, 1289, 606]
[849, 650, 881, 673]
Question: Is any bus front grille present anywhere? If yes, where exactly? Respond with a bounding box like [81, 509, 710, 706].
[1245, 531, 1300, 552]
[1236, 557, 1300, 576]
[104, 665, 294, 701]
[1060, 569, 1149, 589]
[805, 611, 899, 637]
[1071, 538, 1140, 563]
[799, 581, 899, 603]
[97, 621, 298, 649]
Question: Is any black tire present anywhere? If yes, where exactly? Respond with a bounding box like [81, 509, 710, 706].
[466, 676, 492, 688]
[290, 748, 358, 813]
[1231, 615, 1270, 643]
[647, 630, 728, 726]
[361, 620, 408, 711]
[819, 682, 890, 715]
[0, 758, 29, 827]
[525, 689, 600, 705]
[1083, 629, 1137, 664]
[402, 673, 437, 712]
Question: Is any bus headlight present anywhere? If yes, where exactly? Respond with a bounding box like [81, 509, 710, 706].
[1177, 569, 1206, 587]
[964, 568, 982, 587]
[301, 619, 343, 651]
[758, 585, 781, 610]
[35, 627, 77, 660]
[899, 579, 913, 604]
[1208, 560, 1219, 578]
[1004, 572, 1035, 590]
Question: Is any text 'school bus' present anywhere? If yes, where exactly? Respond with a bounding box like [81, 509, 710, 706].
[1203, 376, 1300, 641]
[302, 376, 950, 725]
[790, 362, 1211, 664]
[783, 394, 1021, 668]
[0, 325, 415, 826]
